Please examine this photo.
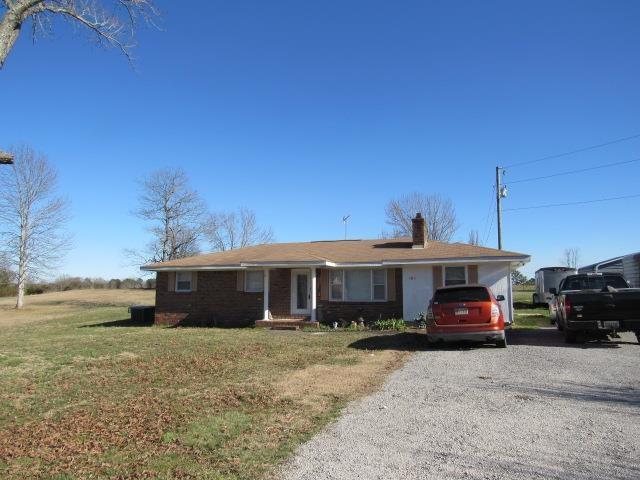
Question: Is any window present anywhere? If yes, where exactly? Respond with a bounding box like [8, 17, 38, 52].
[373, 269, 387, 300]
[245, 270, 264, 292]
[444, 266, 466, 286]
[329, 270, 343, 301]
[434, 286, 489, 303]
[345, 270, 371, 301]
[176, 272, 192, 292]
[329, 269, 387, 302]
[562, 274, 628, 291]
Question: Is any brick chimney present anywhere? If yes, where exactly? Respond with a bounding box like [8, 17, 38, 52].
[412, 213, 427, 248]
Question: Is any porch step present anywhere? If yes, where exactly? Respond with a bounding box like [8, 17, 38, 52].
[255, 319, 320, 330]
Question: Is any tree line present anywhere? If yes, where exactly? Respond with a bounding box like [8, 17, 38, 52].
[0, 272, 155, 298]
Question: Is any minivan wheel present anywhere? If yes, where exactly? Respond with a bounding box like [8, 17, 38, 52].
[496, 337, 507, 348]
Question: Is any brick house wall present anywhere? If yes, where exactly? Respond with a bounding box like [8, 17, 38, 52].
[155, 271, 262, 327]
[155, 267, 404, 327]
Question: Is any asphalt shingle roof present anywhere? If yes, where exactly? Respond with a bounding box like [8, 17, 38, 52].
[142, 238, 529, 270]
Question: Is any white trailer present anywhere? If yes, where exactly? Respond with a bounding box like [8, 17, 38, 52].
[533, 267, 577, 305]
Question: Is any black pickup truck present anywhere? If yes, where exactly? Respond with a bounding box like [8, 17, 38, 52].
[551, 273, 640, 343]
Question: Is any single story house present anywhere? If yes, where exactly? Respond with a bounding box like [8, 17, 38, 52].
[141, 214, 530, 327]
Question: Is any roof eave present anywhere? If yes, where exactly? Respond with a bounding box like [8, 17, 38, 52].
[140, 255, 531, 272]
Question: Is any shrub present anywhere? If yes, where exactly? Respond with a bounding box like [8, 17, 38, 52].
[372, 318, 406, 331]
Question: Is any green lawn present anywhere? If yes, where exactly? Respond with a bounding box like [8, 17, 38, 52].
[512, 284, 535, 304]
[511, 285, 550, 329]
[0, 299, 413, 479]
[512, 308, 550, 329]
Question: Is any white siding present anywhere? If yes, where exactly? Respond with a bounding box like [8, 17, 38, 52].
[478, 262, 513, 324]
[402, 266, 433, 321]
[402, 262, 514, 324]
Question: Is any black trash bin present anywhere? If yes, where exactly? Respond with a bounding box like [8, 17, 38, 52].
[129, 305, 155, 324]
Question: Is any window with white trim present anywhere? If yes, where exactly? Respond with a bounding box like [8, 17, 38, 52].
[373, 269, 387, 300]
[329, 269, 387, 302]
[329, 270, 343, 300]
[176, 272, 193, 292]
[444, 266, 466, 286]
[245, 270, 264, 292]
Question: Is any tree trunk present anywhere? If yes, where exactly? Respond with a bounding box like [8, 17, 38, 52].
[15, 220, 27, 309]
[16, 252, 26, 309]
[15, 272, 25, 309]
[0, 12, 22, 69]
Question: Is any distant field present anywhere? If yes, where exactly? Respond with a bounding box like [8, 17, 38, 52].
[512, 284, 535, 304]
[0, 289, 155, 327]
[0, 289, 411, 479]
[511, 285, 550, 329]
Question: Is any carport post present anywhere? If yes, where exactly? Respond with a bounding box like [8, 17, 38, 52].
[310, 267, 317, 322]
[263, 269, 270, 320]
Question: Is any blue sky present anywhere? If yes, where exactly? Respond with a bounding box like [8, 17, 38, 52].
[2, 0, 640, 279]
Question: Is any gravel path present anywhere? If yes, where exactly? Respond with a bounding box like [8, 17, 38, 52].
[280, 329, 640, 480]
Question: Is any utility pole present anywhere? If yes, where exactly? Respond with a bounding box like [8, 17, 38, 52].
[495, 166, 505, 250]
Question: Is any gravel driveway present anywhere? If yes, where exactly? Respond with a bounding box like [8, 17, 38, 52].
[280, 329, 640, 480]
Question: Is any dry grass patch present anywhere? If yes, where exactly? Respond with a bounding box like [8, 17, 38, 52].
[0, 292, 415, 479]
[276, 350, 408, 411]
[0, 289, 154, 327]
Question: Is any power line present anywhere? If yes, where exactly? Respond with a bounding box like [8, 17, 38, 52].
[504, 193, 640, 212]
[480, 186, 495, 245]
[505, 157, 640, 185]
[483, 209, 495, 246]
[503, 132, 640, 169]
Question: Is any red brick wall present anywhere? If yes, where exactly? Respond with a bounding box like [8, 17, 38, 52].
[154, 267, 403, 327]
[155, 271, 262, 327]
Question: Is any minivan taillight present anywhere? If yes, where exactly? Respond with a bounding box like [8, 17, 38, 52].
[564, 297, 572, 317]
[490, 304, 500, 322]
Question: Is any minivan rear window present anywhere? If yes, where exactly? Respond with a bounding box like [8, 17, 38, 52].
[434, 287, 490, 303]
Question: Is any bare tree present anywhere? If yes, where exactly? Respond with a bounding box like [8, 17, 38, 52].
[384, 192, 459, 242]
[129, 168, 206, 264]
[0, 145, 70, 308]
[561, 247, 580, 269]
[0, 0, 158, 69]
[205, 208, 274, 252]
[468, 229, 481, 246]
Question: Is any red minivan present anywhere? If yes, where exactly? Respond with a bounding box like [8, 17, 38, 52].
[426, 285, 508, 347]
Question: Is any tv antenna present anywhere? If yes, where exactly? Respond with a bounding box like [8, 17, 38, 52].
[342, 214, 351, 240]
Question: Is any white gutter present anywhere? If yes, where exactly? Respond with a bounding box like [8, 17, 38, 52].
[141, 255, 530, 272]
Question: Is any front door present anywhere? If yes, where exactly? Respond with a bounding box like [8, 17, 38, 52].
[291, 269, 311, 315]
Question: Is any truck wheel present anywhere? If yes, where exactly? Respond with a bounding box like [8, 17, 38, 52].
[564, 330, 578, 344]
